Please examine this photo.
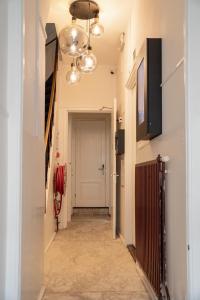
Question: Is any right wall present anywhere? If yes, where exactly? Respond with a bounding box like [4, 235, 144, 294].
[117, 0, 187, 299]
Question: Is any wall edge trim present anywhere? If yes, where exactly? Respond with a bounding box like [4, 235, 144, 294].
[45, 232, 56, 253]
[37, 285, 46, 300]
[119, 233, 127, 246]
[136, 262, 158, 300]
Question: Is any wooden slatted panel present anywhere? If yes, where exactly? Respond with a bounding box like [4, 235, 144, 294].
[135, 157, 165, 298]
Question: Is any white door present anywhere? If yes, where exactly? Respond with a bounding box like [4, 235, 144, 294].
[112, 98, 117, 239]
[75, 119, 106, 207]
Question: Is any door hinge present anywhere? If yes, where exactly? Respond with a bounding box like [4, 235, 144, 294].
[75, 193, 76, 198]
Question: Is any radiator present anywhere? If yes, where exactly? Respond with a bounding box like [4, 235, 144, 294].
[135, 155, 168, 299]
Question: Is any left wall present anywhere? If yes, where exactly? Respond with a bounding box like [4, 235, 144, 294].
[20, 1, 46, 299]
[2, 1, 53, 299]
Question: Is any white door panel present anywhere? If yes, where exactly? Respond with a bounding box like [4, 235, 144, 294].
[75, 120, 106, 207]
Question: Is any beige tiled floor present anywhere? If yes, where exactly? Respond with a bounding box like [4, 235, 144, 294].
[43, 216, 150, 300]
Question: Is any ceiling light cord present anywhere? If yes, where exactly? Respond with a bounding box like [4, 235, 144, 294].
[88, 1, 91, 48]
[89, 18, 91, 48]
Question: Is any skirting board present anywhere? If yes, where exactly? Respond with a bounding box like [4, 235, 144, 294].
[127, 244, 136, 262]
[37, 285, 46, 300]
[136, 262, 158, 300]
[119, 233, 127, 246]
[45, 232, 56, 253]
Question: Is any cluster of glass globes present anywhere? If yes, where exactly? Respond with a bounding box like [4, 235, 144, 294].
[59, 18, 104, 85]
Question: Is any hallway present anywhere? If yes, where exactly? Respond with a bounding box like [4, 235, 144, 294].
[43, 216, 150, 300]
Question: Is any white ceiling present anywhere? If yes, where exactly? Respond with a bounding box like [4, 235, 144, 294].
[48, 0, 133, 65]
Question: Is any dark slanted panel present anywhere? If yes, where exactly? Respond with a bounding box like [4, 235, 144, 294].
[45, 23, 58, 184]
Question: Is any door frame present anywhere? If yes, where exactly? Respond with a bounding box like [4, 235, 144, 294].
[186, 0, 200, 298]
[3, 0, 23, 298]
[58, 108, 113, 228]
[71, 115, 111, 209]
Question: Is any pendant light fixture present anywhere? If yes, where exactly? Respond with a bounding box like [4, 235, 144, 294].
[59, 18, 88, 57]
[66, 60, 81, 84]
[59, 0, 104, 84]
[90, 16, 104, 37]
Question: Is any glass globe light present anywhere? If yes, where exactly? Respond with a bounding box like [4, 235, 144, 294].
[66, 63, 81, 85]
[90, 17, 104, 37]
[59, 21, 88, 57]
[77, 47, 97, 73]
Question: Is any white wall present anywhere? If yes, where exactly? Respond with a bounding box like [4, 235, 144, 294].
[117, 0, 187, 299]
[186, 1, 200, 299]
[40, 0, 51, 27]
[0, 1, 8, 298]
[58, 63, 116, 111]
[20, 1, 46, 299]
[116, 14, 136, 244]
[19, 0, 67, 297]
[116, 71, 136, 244]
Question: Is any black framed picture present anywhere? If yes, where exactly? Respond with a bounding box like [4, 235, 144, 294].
[136, 38, 162, 141]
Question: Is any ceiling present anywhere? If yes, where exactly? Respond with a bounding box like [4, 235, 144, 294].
[48, 0, 133, 65]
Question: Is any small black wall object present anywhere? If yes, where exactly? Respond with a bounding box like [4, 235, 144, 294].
[115, 129, 125, 155]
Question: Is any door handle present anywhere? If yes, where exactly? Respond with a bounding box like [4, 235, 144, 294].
[98, 164, 105, 175]
[98, 164, 104, 171]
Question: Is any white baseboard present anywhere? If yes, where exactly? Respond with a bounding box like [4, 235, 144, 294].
[37, 285, 46, 300]
[136, 262, 158, 300]
[45, 232, 56, 253]
[119, 233, 127, 246]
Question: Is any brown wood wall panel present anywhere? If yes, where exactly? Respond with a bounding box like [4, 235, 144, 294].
[135, 157, 165, 298]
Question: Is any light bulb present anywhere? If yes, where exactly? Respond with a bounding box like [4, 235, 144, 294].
[71, 28, 78, 39]
[85, 56, 94, 68]
[70, 44, 77, 54]
[59, 21, 88, 57]
[66, 64, 81, 85]
[77, 48, 97, 73]
[90, 18, 104, 37]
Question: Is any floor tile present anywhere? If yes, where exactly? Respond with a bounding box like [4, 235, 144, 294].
[44, 216, 150, 300]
